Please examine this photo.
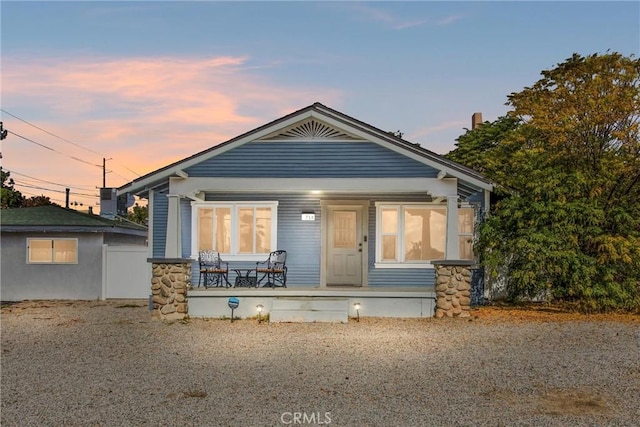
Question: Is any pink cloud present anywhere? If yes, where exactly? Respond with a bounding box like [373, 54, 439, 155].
[2, 54, 343, 205]
[411, 120, 469, 139]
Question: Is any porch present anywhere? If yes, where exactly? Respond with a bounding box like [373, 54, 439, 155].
[187, 286, 436, 322]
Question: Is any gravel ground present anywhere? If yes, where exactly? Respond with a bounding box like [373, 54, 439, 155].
[1, 300, 639, 427]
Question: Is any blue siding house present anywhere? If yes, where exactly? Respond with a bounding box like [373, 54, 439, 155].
[118, 103, 492, 320]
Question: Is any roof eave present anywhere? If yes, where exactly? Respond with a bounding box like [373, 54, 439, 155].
[117, 102, 493, 196]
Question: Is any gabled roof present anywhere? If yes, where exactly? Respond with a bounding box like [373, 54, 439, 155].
[0, 205, 147, 235]
[118, 102, 492, 196]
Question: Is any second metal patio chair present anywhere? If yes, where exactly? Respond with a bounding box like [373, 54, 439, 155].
[255, 250, 287, 288]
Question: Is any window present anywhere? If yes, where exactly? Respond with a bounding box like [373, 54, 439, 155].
[27, 238, 78, 264]
[458, 207, 475, 260]
[377, 204, 447, 265]
[192, 202, 277, 260]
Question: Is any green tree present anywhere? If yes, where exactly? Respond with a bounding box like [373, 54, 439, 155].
[127, 203, 148, 226]
[23, 195, 57, 207]
[446, 115, 521, 177]
[1, 168, 24, 209]
[456, 52, 640, 312]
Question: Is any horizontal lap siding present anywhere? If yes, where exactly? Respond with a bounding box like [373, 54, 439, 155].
[367, 268, 436, 287]
[367, 203, 436, 288]
[185, 141, 438, 177]
[152, 190, 168, 258]
[181, 140, 440, 287]
[198, 193, 321, 287]
[181, 199, 192, 258]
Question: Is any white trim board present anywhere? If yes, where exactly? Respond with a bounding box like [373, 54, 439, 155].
[169, 177, 458, 197]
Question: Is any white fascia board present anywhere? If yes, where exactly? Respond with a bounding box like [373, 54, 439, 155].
[169, 177, 458, 196]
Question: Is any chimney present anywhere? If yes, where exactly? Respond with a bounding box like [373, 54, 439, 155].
[472, 112, 483, 130]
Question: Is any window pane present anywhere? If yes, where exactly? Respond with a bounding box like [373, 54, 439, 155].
[333, 211, 356, 249]
[460, 236, 474, 260]
[29, 240, 52, 262]
[382, 236, 397, 261]
[215, 208, 231, 253]
[198, 208, 214, 251]
[458, 208, 474, 234]
[53, 240, 77, 263]
[255, 208, 271, 253]
[238, 208, 254, 253]
[381, 209, 397, 233]
[404, 208, 446, 261]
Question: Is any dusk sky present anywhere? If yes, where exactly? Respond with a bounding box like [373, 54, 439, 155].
[1, 1, 638, 209]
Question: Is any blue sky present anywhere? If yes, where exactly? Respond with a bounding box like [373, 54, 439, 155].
[1, 1, 638, 208]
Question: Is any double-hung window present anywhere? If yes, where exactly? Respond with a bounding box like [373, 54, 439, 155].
[376, 204, 447, 267]
[375, 203, 476, 267]
[458, 207, 475, 261]
[192, 201, 277, 260]
[27, 238, 78, 264]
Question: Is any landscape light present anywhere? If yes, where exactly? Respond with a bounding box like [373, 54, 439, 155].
[256, 304, 264, 323]
[354, 302, 361, 322]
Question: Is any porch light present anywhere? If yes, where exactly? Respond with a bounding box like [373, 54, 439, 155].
[256, 304, 264, 323]
[353, 303, 361, 322]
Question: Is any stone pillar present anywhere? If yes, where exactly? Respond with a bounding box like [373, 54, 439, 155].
[433, 260, 474, 318]
[148, 258, 191, 321]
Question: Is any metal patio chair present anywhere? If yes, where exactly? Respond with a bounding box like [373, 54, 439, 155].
[255, 250, 287, 288]
[198, 250, 230, 288]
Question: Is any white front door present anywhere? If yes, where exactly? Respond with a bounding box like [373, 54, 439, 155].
[326, 206, 363, 286]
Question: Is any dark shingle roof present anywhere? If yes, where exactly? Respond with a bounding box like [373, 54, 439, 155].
[1, 205, 147, 234]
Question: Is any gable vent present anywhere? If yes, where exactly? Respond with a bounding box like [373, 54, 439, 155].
[259, 119, 363, 141]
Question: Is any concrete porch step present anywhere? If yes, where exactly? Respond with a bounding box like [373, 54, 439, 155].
[270, 297, 348, 323]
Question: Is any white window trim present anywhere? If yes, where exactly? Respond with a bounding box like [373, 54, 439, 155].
[374, 262, 435, 269]
[458, 205, 476, 261]
[27, 238, 79, 264]
[190, 201, 278, 261]
[375, 202, 447, 268]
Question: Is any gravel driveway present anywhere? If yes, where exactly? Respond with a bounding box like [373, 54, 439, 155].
[1, 300, 639, 426]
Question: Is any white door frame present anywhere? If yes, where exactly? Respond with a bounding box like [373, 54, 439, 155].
[320, 200, 369, 288]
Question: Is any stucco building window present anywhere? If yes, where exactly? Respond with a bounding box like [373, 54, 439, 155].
[27, 238, 78, 264]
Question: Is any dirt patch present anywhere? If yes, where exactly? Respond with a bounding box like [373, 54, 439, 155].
[538, 388, 610, 416]
[470, 303, 640, 324]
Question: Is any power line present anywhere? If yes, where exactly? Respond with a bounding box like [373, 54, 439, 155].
[1, 108, 104, 156]
[20, 189, 67, 205]
[13, 181, 98, 199]
[20, 189, 93, 208]
[1, 109, 142, 179]
[7, 130, 102, 169]
[6, 169, 97, 190]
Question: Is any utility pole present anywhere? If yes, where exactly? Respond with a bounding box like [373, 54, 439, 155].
[0, 122, 7, 159]
[102, 157, 112, 187]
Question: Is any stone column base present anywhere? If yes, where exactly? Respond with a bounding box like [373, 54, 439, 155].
[433, 261, 474, 318]
[148, 258, 191, 321]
